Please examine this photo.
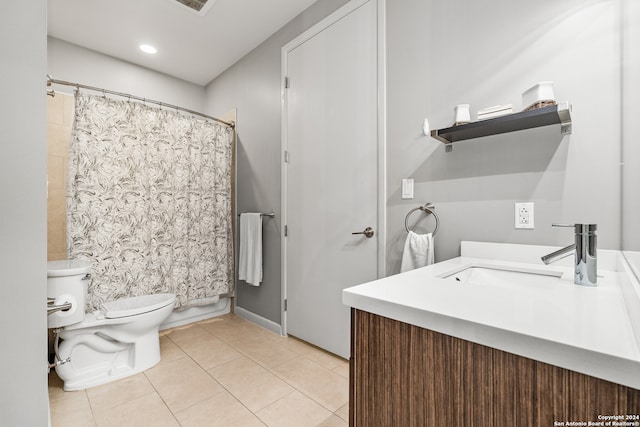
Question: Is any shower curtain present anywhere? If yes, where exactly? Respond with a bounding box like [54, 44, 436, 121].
[67, 92, 234, 310]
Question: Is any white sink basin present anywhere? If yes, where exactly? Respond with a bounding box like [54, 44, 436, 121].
[344, 242, 640, 390]
[440, 264, 564, 288]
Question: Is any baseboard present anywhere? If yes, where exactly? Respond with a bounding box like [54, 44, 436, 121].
[235, 306, 283, 336]
[160, 298, 231, 330]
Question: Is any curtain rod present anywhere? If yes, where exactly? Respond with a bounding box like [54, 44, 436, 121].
[46, 76, 235, 129]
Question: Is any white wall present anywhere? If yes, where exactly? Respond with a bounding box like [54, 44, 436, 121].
[205, 0, 350, 324]
[385, 0, 623, 271]
[48, 37, 205, 112]
[622, 0, 640, 251]
[0, 1, 49, 425]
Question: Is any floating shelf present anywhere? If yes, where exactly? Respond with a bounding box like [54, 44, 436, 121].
[431, 102, 572, 152]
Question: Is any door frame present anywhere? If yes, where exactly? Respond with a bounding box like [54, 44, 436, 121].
[280, 0, 387, 336]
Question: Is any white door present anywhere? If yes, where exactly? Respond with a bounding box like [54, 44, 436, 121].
[282, 0, 380, 358]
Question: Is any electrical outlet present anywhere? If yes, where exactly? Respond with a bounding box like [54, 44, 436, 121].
[515, 202, 534, 229]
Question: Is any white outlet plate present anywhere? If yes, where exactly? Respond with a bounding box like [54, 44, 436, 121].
[515, 202, 534, 229]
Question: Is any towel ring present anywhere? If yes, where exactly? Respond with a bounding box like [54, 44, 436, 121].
[404, 203, 439, 235]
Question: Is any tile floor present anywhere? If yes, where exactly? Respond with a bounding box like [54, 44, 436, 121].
[48, 314, 350, 427]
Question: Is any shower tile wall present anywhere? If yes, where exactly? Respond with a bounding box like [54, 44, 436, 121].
[47, 93, 73, 261]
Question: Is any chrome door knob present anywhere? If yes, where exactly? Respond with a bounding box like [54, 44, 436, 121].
[352, 227, 374, 238]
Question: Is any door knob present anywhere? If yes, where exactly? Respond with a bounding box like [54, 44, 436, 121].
[352, 227, 374, 238]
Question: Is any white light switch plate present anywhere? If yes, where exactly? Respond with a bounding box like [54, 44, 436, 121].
[402, 179, 414, 199]
[515, 202, 534, 229]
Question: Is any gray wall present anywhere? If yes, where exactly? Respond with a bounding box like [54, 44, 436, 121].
[386, 0, 623, 271]
[0, 1, 49, 425]
[48, 37, 205, 111]
[207, 0, 627, 324]
[204, 0, 350, 324]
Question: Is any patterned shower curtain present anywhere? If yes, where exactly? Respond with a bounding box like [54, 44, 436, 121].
[67, 92, 234, 311]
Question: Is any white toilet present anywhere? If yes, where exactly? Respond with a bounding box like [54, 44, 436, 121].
[47, 260, 176, 391]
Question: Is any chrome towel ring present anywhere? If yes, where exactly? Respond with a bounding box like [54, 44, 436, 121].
[404, 203, 439, 235]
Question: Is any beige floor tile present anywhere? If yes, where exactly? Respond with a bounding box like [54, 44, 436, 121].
[175, 389, 265, 427]
[317, 415, 349, 427]
[299, 346, 347, 371]
[145, 356, 224, 413]
[272, 357, 348, 412]
[335, 403, 349, 421]
[228, 335, 299, 369]
[48, 371, 68, 404]
[158, 334, 187, 364]
[276, 335, 319, 354]
[202, 313, 246, 324]
[256, 391, 334, 427]
[48, 314, 352, 426]
[86, 373, 155, 417]
[249, 330, 286, 346]
[49, 389, 96, 427]
[224, 330, 271, 347]
[198, 314, 247, 327]
[275, 336, 347, 371]
[209, 356, 294, 412]
[179, 334, 244, 370]
[201, 317, 277, 343]
[93, 392, 179, 427]
[332, 361, 350, 379]
[164, 323, 212, 347]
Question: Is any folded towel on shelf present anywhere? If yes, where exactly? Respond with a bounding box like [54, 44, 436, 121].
[238, 213, 263, 286]
[400, 231, 434, 273]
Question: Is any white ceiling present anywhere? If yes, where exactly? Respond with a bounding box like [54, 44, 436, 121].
[47, 0, 318, 86]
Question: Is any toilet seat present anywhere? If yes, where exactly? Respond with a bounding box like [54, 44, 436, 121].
[101, 293, 176, 319]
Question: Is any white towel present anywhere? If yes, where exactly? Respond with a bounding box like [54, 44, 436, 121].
[238, 213, 263, 286]
[400, 231, 434, 273]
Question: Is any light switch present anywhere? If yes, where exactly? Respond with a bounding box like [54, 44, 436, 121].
[402, 179, 414, 199]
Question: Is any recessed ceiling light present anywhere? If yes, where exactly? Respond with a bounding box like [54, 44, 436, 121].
[139, 44, 157, 54]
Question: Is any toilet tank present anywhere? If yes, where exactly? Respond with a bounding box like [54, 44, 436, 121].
[47, 260, 91, 328]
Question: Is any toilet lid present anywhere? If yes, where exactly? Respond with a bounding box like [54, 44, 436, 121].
[101, 293, 176, 319]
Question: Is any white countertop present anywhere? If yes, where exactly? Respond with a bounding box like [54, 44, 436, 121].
[343, 241, 640, 390]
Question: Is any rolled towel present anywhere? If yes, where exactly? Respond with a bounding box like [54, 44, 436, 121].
[400, 231, 434, 273]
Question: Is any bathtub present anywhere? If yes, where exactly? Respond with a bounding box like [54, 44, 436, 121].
[160, 295, 232, 330]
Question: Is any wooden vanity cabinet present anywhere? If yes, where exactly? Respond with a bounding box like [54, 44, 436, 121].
[350, 309, 640, 426]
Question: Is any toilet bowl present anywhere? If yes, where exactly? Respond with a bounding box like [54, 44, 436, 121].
[47, 260, 176, 391]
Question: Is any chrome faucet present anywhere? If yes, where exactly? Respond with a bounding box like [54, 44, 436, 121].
[541, 224, 597, 286]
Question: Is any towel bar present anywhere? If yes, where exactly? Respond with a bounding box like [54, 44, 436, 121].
[238, 212, 275, 218]
[404, 203, 439, 235]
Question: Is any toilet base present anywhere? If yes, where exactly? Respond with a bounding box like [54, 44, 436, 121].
[55, 329, 162, 391]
